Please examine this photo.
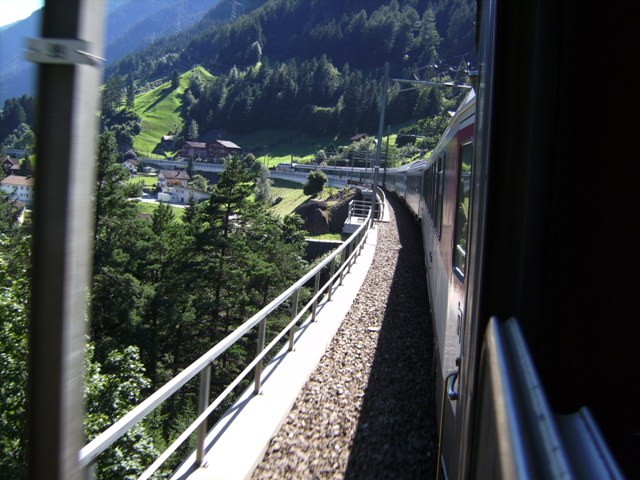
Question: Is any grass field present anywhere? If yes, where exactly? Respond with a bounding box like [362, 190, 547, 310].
[127, 174, 158, 187]
[135, 201, 185, 220]
[269, 179, 339, 217]
[229, 129, 354, 168]
[133, 66, 213, 157]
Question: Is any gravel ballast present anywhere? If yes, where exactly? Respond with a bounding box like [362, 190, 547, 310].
[252, 195, 438, 479]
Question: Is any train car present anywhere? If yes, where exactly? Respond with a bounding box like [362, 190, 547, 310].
[282, 162, 375, 184]
[404, 159, 428, 218]
[458, 1, 638, 476]
[385, 89, 477, 477]
[383, 166, 397, 193]
[385, 1, 638, 478]
[392, 162, 412, 199]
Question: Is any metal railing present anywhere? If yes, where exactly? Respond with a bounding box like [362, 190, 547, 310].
[347, 199, 373, 220]
[347, 190, 386, 223]
[79, 191, 382, 478]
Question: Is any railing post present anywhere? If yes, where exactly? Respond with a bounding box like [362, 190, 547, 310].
[254, 317, 267, 394]
[339, 249, 346, 285]
[289, 289, 299, 351]
[311, 271, 321, 322]
[328, 257, 336, 301]
[196, 364, 212, 465]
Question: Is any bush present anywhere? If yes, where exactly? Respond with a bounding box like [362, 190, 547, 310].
[303, 170, 327, 196]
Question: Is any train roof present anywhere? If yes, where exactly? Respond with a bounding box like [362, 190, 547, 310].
[408, 159, 429, 171]
[428, 89, 476, 155]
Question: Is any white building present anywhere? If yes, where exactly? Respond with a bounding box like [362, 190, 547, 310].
[0, 175, 35, 206]
[156, 170, 209, 204]
[158, 186, 210, 205]
[158, 170, 190, 190]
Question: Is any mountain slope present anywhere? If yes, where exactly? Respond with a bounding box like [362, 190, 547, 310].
[108, 0, 475, 139]
[0, 0, 222, 104]
[105, 0, 221, 61]
[133, 65, 214, 156]
[109, 0, 475, 83]
[0, 8, 41, 103]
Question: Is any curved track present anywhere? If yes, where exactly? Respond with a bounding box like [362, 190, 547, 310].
[253, 195, 437, 479]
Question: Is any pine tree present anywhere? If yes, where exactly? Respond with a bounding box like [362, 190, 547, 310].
[171, 70, 180, 89]
[253, 161, 272, 205]
[187, 120, 199, 141]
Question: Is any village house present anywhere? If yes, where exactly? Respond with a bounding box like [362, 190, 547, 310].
[2, 157, 20, 175]
[207, 140, 242, 159]
[181, 141, 207, 158]
[0, 175, 35, 207]
[156, 169, 211, 204]
[158, 185, 210, 205]
[121, 158, 139, 174]
[161, 135, 175, 150]
[158, 170, 190, 190]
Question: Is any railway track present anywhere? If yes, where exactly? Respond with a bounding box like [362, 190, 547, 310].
[252, 194, 437, 479]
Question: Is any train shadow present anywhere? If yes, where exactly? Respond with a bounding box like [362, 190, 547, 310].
[344, 194, 438, 479]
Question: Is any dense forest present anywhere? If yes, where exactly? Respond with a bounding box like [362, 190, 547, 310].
[0, 0, 476, 477]
[104, 0, 476, 139]
[1, 0, 476, 151]
[1, 133, 309, 477]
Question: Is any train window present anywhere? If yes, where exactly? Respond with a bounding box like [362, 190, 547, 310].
[430, 165, 436, 220]
[453, 142, 473, 280]
[435, 154, 445, 238]
[423, 168, 431, 218]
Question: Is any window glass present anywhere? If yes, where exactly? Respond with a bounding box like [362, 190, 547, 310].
[423, 168, 431, 217]
[435, 155, 445, 237]
[453, 142, 473, 279]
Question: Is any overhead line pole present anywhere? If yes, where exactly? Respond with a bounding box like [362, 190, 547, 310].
[27, 0, 106, 478]
[372, 62, 389, 217]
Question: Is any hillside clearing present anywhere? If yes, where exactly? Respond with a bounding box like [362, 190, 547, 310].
[133, 66, 213, 157]
[269, 179, 339, 218]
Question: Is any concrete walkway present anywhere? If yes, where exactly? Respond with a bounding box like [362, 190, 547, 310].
[171, 221, 381, 480]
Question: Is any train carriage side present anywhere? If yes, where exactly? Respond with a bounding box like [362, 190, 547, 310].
[394, 163, 411, 200]
[418, 91, 476, 479]
[441, 1, 635, 478]
[384, 167, 398, 193]
[404, 160, 428, 218]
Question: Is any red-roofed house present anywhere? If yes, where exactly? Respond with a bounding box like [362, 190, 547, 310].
[157, 169, 211, 204]
[158, 170, 190, 191]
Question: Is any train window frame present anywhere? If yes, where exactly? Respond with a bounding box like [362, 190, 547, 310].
[422, 167, 432, 220]
[435, 153, 446, 240]
[430, 163, 437, 218]
[452, 140, 474, 282]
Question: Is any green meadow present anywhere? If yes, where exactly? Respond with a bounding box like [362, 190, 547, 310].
[133, 66, 213, 157]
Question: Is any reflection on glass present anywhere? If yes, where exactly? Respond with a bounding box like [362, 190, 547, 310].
[453, 142, 472, 279]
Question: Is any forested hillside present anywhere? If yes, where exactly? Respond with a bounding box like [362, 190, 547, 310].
[1, 0, 475, 151]
[107, 0, 476, 138]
